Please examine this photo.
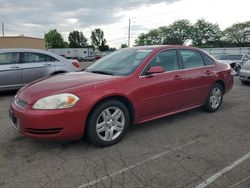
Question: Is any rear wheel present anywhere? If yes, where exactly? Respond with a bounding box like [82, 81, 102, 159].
[203, 84, 223, 112]
[86, 100, 130, 147]
[241, 80, 248, 85]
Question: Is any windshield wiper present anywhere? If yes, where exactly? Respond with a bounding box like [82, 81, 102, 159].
[87, 70, 114, 75]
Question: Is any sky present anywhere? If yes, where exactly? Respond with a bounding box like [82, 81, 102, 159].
[0, 0, 250, 48]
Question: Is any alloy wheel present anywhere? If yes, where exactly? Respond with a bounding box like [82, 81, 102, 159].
[96, 107, 125, 142]
[209, 87, 222, 109]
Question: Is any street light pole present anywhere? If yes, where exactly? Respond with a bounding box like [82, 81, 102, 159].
[2, 22, 4, 37]
[128, 18, 131, 47]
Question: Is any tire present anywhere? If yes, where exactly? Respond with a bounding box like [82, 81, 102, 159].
[86, 100, 130, 147]
[241, 80, 248, 85]
[203, 83, 223, 112]
[234, 64, 241, 74]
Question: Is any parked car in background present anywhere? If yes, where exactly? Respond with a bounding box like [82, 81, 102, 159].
[239, 60, 250, 84]
[0, 49, 80, 91]
[82, 55, 95, 61]
[95, 55, 102, 60]
[10, 45, 233, 147]
[66, 58, 80, 68]
[217, 54, 249, 73]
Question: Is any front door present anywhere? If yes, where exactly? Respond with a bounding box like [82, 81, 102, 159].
[135, 49, 187, 121]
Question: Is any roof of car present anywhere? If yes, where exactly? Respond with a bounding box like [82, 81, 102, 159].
[0, 48, 49, 53]
[0, 48, 66, 61]
[125, 45, 200, 51]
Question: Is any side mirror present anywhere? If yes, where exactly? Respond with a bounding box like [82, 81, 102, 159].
[145, 66, 165, 75]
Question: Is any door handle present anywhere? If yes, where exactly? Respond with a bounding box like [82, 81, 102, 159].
[173, 75, 181, 80]
[10, 65, 20, 69]
[44, 63, 52, 66]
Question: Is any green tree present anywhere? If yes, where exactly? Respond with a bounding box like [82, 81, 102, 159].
[91, 28, 108, 51]
[121, 43, 128, 48]
[63, 41, 69, 48]
[192, 19, 222, 47]
[223, 21, 250, 44]
[68, 30, 88, 48]
[44, 29, 64, 48]
[135, 29, 161, 46]
[135, 20, 192, 46]
[163, 20, 193, 45]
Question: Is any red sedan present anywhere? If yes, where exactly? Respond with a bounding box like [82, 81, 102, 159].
[10, 45, 233, 147]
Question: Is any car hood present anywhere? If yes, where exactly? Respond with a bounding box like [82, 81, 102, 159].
[17, 72, 118, 104]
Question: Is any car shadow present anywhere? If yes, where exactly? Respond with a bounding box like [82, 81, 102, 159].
[0, 90, 17, 97]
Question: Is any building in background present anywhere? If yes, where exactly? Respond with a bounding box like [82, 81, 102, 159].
[0, 36, 46, 49]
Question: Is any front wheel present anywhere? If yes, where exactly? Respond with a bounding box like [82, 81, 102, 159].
[203, 84, 223, 112]
[86, 100, 130, 147]
[234, 64, 241, 74]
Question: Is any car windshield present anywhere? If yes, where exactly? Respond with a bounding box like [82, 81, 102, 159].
[86, 49, 152, 76]
[219, 55, 243, 61]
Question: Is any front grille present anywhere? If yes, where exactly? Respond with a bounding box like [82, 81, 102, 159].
[26, 128, 63, 135]
[14, 97, 28, 109]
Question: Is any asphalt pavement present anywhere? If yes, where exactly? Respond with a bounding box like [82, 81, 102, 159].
[0, 78, 250, 188]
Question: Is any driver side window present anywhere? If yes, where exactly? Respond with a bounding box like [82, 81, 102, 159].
[143, 50, 179, 74]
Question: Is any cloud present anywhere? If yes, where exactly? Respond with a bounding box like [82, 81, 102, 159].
[0, 0, 179, 39]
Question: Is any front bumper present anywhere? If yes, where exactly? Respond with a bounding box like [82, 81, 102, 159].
[9, 101, 88, 141]
[239, 70, 250, 82]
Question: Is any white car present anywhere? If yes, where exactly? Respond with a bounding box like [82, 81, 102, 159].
[217, 54, 249, 74]
[239, 60, 250, 84]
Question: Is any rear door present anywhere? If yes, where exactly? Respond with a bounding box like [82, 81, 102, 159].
[22, 52, 56, 84]
[0, 52, 23, 89]
[179, 49, 215, 106]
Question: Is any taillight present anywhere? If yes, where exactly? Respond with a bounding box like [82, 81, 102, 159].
[72, 61, 80, 68]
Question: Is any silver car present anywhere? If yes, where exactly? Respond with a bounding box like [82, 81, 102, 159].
[217, 54, 249, 73]
[0, 49, 80, 91]
[239, 60, 250, 84]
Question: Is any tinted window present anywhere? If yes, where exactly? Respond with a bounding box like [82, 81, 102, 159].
[203, 54, 215, 65]
[87, 49, 152, 76]
[180, 50, 204, 68]
[144, 50, 179, 73]
[0, 52, 19, 64]
[24, 53, 58, 63]
[243, 55, 249, 61]
[47, 55, 58, 62]
[219, 55, 243, 61]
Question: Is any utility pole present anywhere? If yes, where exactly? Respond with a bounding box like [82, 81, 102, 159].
[128, 18, 131, 47]
[2, 22, 4, 37]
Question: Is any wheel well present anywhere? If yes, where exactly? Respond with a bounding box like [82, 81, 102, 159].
[86, 96, 135, 126]
[51, 71, 66, 75]
[215, 80, 225, 93]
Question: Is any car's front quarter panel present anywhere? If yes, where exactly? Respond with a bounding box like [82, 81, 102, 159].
[10, 98, 88, 141]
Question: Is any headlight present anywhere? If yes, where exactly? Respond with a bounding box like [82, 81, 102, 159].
[32, 93, 79, 110]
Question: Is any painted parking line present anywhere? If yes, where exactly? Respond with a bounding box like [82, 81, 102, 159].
[228, 175, 250, 188]
[195, 151, 250, 188]
[78, 139, 200, 188]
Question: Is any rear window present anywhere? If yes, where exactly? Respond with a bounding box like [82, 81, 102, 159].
[219, 55, 243, 61]
[180, 50, 204, 68]
[24, 53, 58, 63]
[203, 54, 215, 65]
